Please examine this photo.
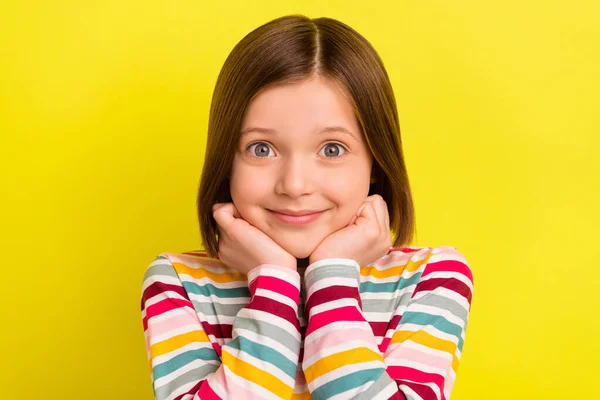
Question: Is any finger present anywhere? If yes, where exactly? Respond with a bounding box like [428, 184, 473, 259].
[355, 201, 380, 235]
[213, 203, 236, 231]
[364, 196, 386, 229]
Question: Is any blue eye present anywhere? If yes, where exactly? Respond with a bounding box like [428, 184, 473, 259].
[246, 142, 347, 158]
[319, 143, 347, 158]
[247, 142, 274, 158]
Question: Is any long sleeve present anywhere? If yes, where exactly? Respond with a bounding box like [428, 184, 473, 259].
[301, 246, 474, 400]
[141, 254, 303, 400]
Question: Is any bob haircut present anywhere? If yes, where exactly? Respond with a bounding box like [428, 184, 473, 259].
[197, 14, 416, 259]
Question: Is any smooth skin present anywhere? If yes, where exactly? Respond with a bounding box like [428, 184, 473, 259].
[212, 75, 392, 275]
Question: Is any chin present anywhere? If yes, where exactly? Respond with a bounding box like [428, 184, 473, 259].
[273, 239, 317, 259]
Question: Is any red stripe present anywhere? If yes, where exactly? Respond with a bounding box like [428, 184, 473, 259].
[305, 285, 360, 316]
[141, 281, 189, 311]
[387, 390, 408, 400]
[203, 322, 232, 339]
[413, 277, 472, 303]
[198, 379, 223, 399]
[246, 296, 300, 332]
[173, 379, 206, 400]
[248, 275, 300, 302]
[305, 305, 365, 337]
[373, 312, 403, 352]
[388, 247, 422, 255]
[422, 259, 473, 284]
[388, 366, 444, 399]
[143, 297, 193, 331]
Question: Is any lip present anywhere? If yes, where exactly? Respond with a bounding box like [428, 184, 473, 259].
[269, 209, 326, 225]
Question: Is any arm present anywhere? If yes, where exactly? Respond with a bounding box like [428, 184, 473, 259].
[141, 254, 302, 399]
[301, 247, 474, 400]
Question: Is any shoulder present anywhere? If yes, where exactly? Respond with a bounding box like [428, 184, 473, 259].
[141, 249, 245, 295]
[377, 245, 474, 290]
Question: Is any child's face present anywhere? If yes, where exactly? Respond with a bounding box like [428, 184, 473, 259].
[230, 76, 374, 259]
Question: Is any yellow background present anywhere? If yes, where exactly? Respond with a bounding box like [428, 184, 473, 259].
[1, 1, 598, 399]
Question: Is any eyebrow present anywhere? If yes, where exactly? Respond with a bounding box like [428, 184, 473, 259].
[240, 126, 359, 141]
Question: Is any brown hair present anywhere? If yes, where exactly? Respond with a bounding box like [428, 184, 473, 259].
[197, 14, 416, 258]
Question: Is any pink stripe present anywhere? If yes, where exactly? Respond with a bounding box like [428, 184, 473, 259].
[147, 312, 202, 337]
[212, 364, 270, 399]
[305, 305, 365, 337]
[387, 346, 451, 371]
[303, 327, 375, 361]
[374, 251, 418, 267]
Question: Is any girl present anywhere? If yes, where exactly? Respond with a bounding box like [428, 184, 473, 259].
[141, 14, 474, 400]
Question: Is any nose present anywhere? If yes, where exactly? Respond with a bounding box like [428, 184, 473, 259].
[274, 155, 313, 198]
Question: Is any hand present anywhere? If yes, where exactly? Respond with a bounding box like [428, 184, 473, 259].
[309, 195, 392, 267]
[212, 203, 297, 274]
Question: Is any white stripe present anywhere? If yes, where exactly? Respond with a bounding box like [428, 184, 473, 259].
[308, 298, 359, 317]
[362, 311, 393, 322]
[306, 277, 357, 298]
[304, 321, 372, 345]
[248, 266, 301, 287]
[254, 288, 298, 310]
[359, 286, 415, 300]
[397, 383, 424, 400]
[142, 274, 182, 292]
[200, 313, 235, 325]
[399, 378, 441, 399]
[188, 292, 250, 305]
[145, 307, 189, 324]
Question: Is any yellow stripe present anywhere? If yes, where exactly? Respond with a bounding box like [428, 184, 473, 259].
[222, 349, 292, 398]
[173, 262, 246, 283]
[360, 253, 432, 279]
[150, 329, 210, 358]
[303, 347, 384, 384]
[391, 329, 460, 372]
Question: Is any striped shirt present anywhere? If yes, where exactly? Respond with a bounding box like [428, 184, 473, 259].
[141, 246, 474, 400]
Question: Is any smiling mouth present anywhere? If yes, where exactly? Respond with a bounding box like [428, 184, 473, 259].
[268, 209, 326, 225]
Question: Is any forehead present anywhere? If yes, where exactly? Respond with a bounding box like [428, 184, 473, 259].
[241, 77, 361, 138]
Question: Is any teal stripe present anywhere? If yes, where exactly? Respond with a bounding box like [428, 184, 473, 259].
[400, 311, 465, 351]
[182, 281, 250, 298]
[227, 336, 297, 379]
[359, 271, 421, 293]
[153, 348, 220, 380]
[311, 368, 384, 399]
